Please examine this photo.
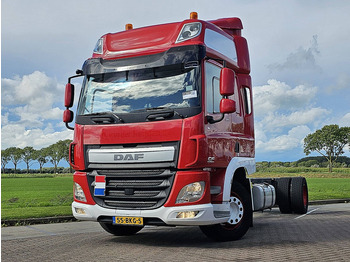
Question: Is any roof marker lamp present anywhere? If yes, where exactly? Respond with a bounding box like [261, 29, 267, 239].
[176, 22, 202, 43]
[125, 23, 133, 30]
[190, 12, 198, 19]
[176, 181, 205, 203]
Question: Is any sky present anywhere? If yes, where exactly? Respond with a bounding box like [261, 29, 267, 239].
[1, 0, 350, 169]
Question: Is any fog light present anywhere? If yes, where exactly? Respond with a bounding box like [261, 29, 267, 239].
[74, 182, 87, 202]
[176, 211, 199, 219]
[74, 208, 86, 215]
[176, 181, 205, 203]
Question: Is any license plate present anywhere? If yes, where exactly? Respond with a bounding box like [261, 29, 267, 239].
[113, 216, 143, 225]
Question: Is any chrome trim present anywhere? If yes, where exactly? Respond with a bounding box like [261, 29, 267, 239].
[88, 146, 175, 164]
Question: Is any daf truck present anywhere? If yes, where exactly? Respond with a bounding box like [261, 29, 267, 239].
[63, 12, 308, 241]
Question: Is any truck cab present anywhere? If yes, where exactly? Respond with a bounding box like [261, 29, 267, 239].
[64, 13, 308, 241]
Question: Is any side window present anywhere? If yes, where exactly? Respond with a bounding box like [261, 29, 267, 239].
[241, 87, 252, 115]
[205, 62, 222, 114]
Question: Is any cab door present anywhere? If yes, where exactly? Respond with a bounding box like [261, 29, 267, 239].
[204, 60, 239, 167]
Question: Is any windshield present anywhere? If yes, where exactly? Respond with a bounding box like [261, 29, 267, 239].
[77, 64, 201, 115]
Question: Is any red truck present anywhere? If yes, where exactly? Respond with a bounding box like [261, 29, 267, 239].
[63, 12, 308, 241]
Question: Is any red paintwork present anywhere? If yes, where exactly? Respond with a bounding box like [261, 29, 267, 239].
[210, 168, 226, 203]
[164, 170, 210, 207]
[73, 172, 95, 205]
[93, 20, 204, 60]
[209, 17, 243, 36]
[177, 113, 207, 169]
[83, 119, 182, 145]
[234, 36, 250, 73]
[70, 125, 84, 170]
[69, 15, 255, 209]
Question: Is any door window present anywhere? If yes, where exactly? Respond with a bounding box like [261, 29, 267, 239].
[205, 62, 222, 114]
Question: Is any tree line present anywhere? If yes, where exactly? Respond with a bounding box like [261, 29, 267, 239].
[1, 139, 72, 174]
[257, 156, 350, 169]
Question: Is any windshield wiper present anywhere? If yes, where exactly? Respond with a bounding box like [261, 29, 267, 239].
[85, 112, 124, 124]
[143, 107, 185, 120]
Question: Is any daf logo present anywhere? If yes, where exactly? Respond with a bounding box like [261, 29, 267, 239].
[114, 153, 144, 161]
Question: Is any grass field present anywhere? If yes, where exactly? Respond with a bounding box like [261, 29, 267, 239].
[1, 175, 73, 220]
[1, 170, 350, 221]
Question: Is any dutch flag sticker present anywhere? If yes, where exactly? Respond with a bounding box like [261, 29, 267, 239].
[94, 175, 106, 196]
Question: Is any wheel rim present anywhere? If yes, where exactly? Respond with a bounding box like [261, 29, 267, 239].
[227, 196, 244, 225]
[303, 184, 308, 207]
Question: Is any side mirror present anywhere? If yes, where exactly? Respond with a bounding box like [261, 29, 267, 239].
[64, 71, 83, 130]
[220, 98, 236, 114]
[65, 83, 75, 108]
[206, 68, 236, 124]
[63, 109, 74, 123]
[220, 68, 235, 96]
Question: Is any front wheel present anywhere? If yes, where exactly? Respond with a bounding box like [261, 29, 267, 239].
[99, 222, 144, 236]
[200, 182, 252, 241]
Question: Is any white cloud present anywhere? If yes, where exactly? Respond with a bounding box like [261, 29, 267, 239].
[2, 71, 63, 110]
[1, 123, 72, 149]
[253, 79, 318, 117]
[261, 108, 330, 131]
[253, 79, 329, 155]
[1, 71, 69, 149]
[256, 125, 311, 152]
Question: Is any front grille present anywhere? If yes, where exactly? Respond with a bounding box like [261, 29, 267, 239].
[88, 169, 175, 210]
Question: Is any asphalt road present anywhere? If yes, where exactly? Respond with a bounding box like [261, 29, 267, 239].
[2, 203, 350, 262]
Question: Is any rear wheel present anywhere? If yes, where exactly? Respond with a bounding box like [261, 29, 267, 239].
[276, 177, 292, 214]
[290, 177, 308, 214]
[99, 222, 144, 236]
[200, 182, 252, 241]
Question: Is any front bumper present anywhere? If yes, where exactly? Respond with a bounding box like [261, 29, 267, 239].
[72, 201, 229, 226]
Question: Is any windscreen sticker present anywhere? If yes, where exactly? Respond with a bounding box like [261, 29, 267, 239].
[182, 90, 197, 100]
[186, 85, 193, 91]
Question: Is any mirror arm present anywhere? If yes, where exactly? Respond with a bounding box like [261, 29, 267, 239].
[206, 114, 224, 124]
[68, 70, 84, 83]
[65, 122, 74, 131]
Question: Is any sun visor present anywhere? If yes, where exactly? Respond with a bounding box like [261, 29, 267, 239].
[82, 45, 205, 75]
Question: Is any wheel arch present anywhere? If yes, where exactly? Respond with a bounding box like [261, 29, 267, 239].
[222, 157, 255, 202]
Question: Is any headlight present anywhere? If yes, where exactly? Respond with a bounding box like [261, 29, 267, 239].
[74, 182, 87, 202]
[176, 181, 205, 203]
[93, 38, 103, 54]
[176, 22, 202, 43]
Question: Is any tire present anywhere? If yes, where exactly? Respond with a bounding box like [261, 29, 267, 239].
[276, 177, 292, 214]
[99, 222, 144, 236]
[290, 177, 308, 214]
[199, 182, 252, 242]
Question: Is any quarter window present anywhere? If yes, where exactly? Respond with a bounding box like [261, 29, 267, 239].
[241, 87, 252, 115]
[205, 62, 222, 114]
